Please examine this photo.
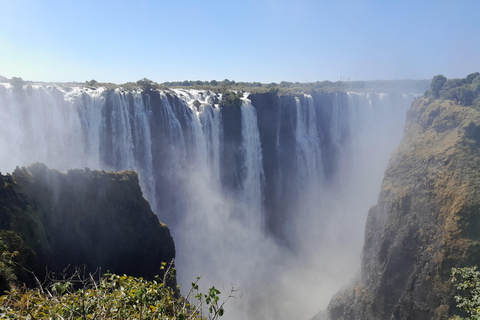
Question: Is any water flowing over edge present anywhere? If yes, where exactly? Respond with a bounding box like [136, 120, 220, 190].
[0, 83, 417, 320]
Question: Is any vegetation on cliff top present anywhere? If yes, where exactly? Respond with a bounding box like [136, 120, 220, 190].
[425, 72, 480, 109]
[218, 91, 243, 108]
[80, 77, 431, 95]
[1, 74, 430, 95]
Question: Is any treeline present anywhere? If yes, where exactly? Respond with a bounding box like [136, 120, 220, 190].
[1, 74, 430, 95]
[426, 72, 480, 109]
[86, 78, 391, 94]
[162, 79, 262, 87]
[160, 78, 430, 94]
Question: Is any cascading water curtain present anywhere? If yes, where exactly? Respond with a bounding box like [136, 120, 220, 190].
[0, 82, 417, 320]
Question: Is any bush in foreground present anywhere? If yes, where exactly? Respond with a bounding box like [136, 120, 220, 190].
[0, 263, 236, 320]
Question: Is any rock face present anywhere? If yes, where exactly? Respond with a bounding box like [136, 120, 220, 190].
[325, 97, 480, 319]
[0, 163, 175, 281]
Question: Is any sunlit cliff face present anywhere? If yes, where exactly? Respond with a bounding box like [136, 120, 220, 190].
[0, 82, 416, 319]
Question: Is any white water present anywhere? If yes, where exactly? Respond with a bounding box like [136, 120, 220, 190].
[295, 95, 323, 197]
[0, 83, 416, 320]
[239, 97, 265, 224]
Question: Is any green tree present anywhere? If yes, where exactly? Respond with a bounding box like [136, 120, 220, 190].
[85, 79, 98, 86]
[279, 81, 293, 88]
[456, 87, 476, 106]
[465, 72, 480, 84]
[219, 91, 243, 108]
[0, 230, 35, 292]
[0, 237, 17, 287]
[269, 87, 279, 94]
[136, 78, 158, 91]
[430, 74, 447, 98]
[450, 266, 480, 319]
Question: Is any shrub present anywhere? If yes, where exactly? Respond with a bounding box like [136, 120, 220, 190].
[0, 262, 236, 320]
[426, 73, 480, 107]
[450, 266, 480, 320]
[430, 75, 447, 98]
[85, 79, 99, 87]
[136, 78, 158, 92]
[0, 230, 35, 292]
[219, 91, 243, 109]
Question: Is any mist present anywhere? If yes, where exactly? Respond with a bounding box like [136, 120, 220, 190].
[170, 92, 412, 319]
[0, 82, 415, 319]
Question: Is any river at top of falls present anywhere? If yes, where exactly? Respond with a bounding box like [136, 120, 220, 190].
[0, 82, 417, 320]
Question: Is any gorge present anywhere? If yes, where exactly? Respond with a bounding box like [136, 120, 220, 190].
[0, 80, 425, 319]
[324, 73, 480, 319]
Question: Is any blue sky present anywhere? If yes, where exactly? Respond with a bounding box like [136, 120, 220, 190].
[0, 0, 479, 84]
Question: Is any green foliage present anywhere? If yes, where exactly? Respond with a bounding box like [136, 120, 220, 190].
[0, 263, 236, 320]
[5, 76, 429, 96]
[0, 230, 35, 290]
[136, 78, 158, 92]
[219, 91, 243, 109]
[430, 74, 447, 98]
[451, 266, 480, 319]
[426, 73, 480, 108]
[0, 237, 18, 286]
[160, 78, 429, 95]
[85, 79, 99, 87]
[269, 86, 279, 94]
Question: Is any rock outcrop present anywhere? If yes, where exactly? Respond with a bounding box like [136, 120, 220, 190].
[0, 163, 175, 281]
[325, 96, 480, 319]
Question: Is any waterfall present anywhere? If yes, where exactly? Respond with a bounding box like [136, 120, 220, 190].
[295, 95, 322, 192]
[131, 92, 155, 207]
[0, 81, 417, 320]
[198, 102, 223, 185]
[107, 90, 136, 169]
[239, 97, 265, 223]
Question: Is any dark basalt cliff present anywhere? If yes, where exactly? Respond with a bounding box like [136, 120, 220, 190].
[0, 163, 175, 281]
[325, 97, 480, 320]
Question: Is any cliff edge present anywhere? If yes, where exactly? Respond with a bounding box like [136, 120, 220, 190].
[0, 163, 175, 281]
[325, 74, 480, 319]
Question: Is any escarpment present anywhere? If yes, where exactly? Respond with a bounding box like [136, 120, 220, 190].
[0, 163, 175, 281]
[325, 96, 480, 319]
